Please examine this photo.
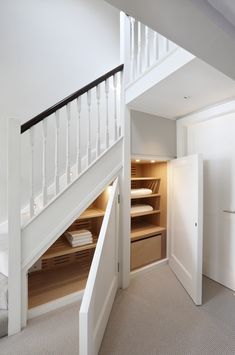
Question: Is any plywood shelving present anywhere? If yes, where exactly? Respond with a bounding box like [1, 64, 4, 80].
[28, 187, 109, 308]
[131, 209, 161, 218]
[79, 208, 105, 219]
[131, 221, 166, 242]
[130, 161, 167, 270]
[41, 235, 98, 260]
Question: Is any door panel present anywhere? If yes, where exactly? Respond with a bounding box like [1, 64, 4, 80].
[79, 178, 119, 355]
[187, 117, 235, 290]
[169, 154, 203, 305]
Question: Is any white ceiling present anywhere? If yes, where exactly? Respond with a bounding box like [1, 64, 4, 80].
[129, 58, 235, 120]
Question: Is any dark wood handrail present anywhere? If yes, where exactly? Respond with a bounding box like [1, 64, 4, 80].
[21, 64, 124, 134]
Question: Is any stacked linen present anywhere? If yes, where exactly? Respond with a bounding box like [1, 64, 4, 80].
[131, 188, 152, 197]
[65, 229, 93, 247]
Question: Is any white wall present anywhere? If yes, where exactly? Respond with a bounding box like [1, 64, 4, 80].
[0, 0, 120, 223]
[131, 110, 176, 158]
[177, 100, 235, 290]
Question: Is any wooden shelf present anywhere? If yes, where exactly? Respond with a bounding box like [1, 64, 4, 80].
[42, 235, 98, 260]
[131, 193, 160, 200]
[131, 222, 166, 242]
[28, 263, 90, 308]
[131, 209, 160, 218]
[79, 208, 105, 219]
[131, 177, 160, 181]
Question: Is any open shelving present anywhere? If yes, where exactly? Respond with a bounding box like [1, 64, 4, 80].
[28, 186, 109, 309]
[131, 209, 161, 218]
[130, 161, 167, 270]
[131, 221, 166, 242]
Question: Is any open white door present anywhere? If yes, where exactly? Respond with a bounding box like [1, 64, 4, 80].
[79, 178, 119, 355]
[169, 154, 203, 305]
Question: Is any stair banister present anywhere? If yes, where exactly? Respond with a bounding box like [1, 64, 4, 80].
[19, 64, 123, 221]
[20, 64, 124, 134]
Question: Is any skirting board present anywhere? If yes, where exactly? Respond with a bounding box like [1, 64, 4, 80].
[27, 290, 84, 320]
[131, 258, 168, 278]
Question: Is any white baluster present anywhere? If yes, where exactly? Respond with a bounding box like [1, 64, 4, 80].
[29, 126, 35, 218]
[145, 26, 150, 69]
[153, 31, 159, 63]
[77, 97, 82, 174]
[42, 119, 48, 206]
[87, 90, 92, 165]
[166, 38, 170, 52]
[137, 21, 142, 75]
[66, 103, 71, 184]
[119, 71, 123, 137]
[130, 17, 135, 80]
[96, 85, 101, 157]
[113, 74, 118, 141]
[105, 79, 110, 149]
[55, 111, 60, 195]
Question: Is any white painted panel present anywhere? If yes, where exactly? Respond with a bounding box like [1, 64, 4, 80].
[187, 116, 235, 290]
[131, 110, 176, 158]
[79, 178, 119, 355]
[169, 154, 203, 305]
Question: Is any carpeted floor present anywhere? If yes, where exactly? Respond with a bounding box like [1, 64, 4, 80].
[0, 265, 235, 355]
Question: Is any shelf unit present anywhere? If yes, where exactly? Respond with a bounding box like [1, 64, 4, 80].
[130, 161, 167, 270]
[28, 187, 109, 309]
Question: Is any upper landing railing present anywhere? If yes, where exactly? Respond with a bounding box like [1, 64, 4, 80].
[127, 16, 177, 83]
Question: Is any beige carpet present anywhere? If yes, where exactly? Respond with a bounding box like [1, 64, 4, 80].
[100, 265, 235, 355]
[0, 265, 235, 355]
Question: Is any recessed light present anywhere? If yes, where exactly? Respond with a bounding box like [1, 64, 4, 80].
[184, 95, 191, 100]
[151, 160, 155, 163]
[135, 159, 140, 162]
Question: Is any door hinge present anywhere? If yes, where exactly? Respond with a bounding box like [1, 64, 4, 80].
[118, 194, 120, 204]
[117, 262, 120, 272]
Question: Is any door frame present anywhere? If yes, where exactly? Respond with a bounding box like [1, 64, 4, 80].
[177, 99, 235, 157]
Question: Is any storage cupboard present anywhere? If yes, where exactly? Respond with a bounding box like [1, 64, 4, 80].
[28, 187, 110, 309]
[130, 161, 167, 270]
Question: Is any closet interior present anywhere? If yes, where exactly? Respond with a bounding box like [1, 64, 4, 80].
[130, 160, 167, 270]
[28, 187, 109, 309]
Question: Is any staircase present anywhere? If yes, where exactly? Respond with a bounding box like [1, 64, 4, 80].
[5, 64, 124, 336]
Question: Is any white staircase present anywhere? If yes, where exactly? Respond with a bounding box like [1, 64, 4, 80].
[6, 65, 124, 336]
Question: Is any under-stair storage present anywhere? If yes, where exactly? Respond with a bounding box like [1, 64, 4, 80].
[28, 187, 109, 309]
[130, 161, 167, 270]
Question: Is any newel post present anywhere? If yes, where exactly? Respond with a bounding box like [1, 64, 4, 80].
[7, 118, 21, 335]
[119, 12, 131, 289]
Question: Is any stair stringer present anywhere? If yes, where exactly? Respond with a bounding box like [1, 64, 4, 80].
[21, 138, 123, 273]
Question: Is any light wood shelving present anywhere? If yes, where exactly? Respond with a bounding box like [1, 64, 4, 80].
[79, 208, 105, 219]
[130, 161, 167, 270]
[28, 262, 90, 308]
[131, 221, 166, 242]
[28, 186, 109, 308]
[131, 177, 160, 181]
[131, 209, 161, 218]
[41, 235, 98, 260]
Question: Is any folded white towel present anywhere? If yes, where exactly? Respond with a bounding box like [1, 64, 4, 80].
[66, 234, 92, 242]
[68, 229, 92, 238]
[131, 204, 153, 214]
[131, 188, 152, 197]
[68, 239, 93, 247]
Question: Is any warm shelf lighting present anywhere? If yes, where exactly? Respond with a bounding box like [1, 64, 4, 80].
[135, 159, 140, 162]
[151, 160, 155, 163]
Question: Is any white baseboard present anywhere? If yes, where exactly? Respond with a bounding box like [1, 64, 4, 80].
[131, 258, 168, 278]
[27, 290, 84, 320]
